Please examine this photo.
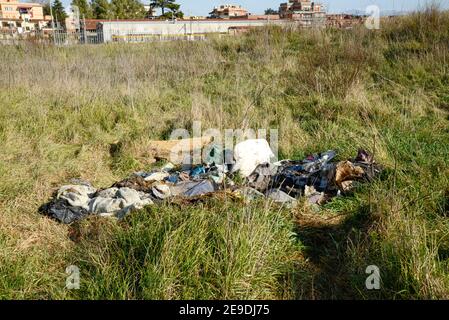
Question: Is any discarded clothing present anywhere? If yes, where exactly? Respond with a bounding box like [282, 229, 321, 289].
[39, 198, 90, 224]
[41, 184, 154, 224]
[247, 163, 278, 192]
[40, 140, 382, 224]
[56, 184, 96, 210]
[152, 184, 172, 199]
[89, 187, 153, 218]
[190, 166, 206, 178]
[270, 149, 381, 204]
[169, 180, 217, 198]
[302, 150, 337, 173]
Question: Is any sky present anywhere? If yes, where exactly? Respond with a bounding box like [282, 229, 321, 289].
[62, 0, 449, 15]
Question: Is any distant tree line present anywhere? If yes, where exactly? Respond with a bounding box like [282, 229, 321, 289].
[150, 0, 183, 19]
[264, 8, 279, 15]
[40, 0, 184, 23]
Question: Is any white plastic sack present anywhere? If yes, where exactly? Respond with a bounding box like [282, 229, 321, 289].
[233, 139, 275, 177]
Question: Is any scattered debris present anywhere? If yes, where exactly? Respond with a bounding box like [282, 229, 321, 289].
[233, 139, 276, 177]
[39, 140, 382, 224]
[266, 189, 297, 207]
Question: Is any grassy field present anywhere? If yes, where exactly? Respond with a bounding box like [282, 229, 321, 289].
[0, 8, 448, 299]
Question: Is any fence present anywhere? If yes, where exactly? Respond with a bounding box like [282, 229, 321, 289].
[53, 30, 104, 45]
[0, 20, 312, 46]
[110, 33, 216, 43]
[0, 29, 103, 45]
[0, 29, 216, 45]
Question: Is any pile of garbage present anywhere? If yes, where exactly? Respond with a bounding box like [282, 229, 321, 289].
[39, 139, 382, 224]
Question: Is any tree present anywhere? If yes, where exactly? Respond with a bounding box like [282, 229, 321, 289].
[43, 3, 51, 16]
[146, 5, 156, 18]
[91, 0, 113, 19]
[150, 0, 173, 16]
[71, 0, 93, 18]
[150, 0, 183, 19]
[264, 8, 279, 15]
[52, 0, 68, 23]
[160, 2, 183, 19]
[111, 0, 146, 19]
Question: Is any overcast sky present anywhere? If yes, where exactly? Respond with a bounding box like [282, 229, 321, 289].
[61, 0, 449, 15]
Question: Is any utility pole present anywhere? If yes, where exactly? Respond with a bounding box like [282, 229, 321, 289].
[83, 14, 86, 44]
[49, 0, 56, 45]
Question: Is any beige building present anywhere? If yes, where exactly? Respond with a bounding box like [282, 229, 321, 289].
[209, 4, 248, 19]
[0, 0, 49, 32]
[183, 16, 207, 20]
[279, 0, 326, 26]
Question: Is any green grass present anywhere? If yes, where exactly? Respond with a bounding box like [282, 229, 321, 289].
[0, 8, 448, 299]
[69, 201, 300, 299]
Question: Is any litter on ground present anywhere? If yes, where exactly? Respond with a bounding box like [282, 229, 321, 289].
[39, 139, 382, 224]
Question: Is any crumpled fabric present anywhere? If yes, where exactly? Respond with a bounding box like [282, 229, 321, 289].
[39, 198, 90, 225]
[89, 187, 153, 217]
[56, 185, 97, 210]
[152, 184, 172, 199]
[42, 184, 154, 224]
[302, 150, 337, 173]
[271, 150, 338, 196]
[40, 145, 382, 224]
[183, 180, 216, 197]
[247, 163, 278, 192]
[268, 149, 381, 204]
[169, 180, 216, 198]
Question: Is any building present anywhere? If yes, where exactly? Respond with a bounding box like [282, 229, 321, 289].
[65, 8, 80, 32]
[0, 0, 50, 32]
[209, 4, 248, 19]
[183, 16, 207, 20]
[230, 14, 280, 21]
[326, 14, 366, 29]
[97, 19, 294, 43]
[279, 0, 326, 27]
